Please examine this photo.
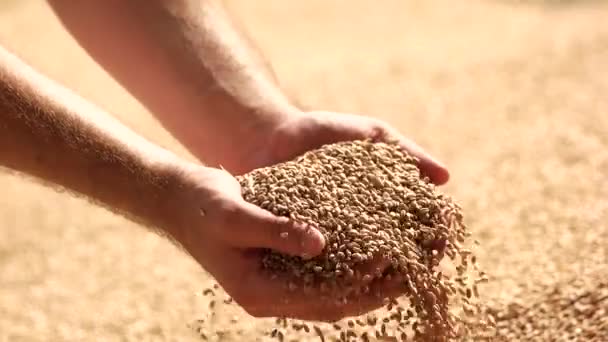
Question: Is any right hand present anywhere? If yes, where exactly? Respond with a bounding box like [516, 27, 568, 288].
[165, 164, 409, 322]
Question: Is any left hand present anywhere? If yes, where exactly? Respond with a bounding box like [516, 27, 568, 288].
[247, 111, 450, 186]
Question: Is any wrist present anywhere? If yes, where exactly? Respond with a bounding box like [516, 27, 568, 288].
[190, 102, 304, 174]
[135, 158, 196, 243]
[143, 160, 219, 248]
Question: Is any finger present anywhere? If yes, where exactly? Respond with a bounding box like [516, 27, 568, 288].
[237, 262, 408, 322]
[335, 254, 393, 298]
[379, 127, 450, 185]
[277, 258, 401, 322]
[224, 201, 326, 258]
[337, 275, 410, 318]
[233, 256, 336, 319]
[400, 138, 450, 185]
[284, 274, 410, 322]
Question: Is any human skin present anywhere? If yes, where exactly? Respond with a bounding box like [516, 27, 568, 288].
[0, 0, 452, 322]
[46, 0, 450, 185]
[0, 45, 413, 322]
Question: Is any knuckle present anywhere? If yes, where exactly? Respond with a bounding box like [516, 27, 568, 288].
[218, 200, 242, 218]
[213, 200, 244, 230]
[369, 125, 389, 141]
[267, 217, 296, 241]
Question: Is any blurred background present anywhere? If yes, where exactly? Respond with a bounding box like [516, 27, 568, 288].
[0, 0, 607, 341]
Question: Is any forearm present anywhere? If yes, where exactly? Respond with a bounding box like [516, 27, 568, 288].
[48, 0, 298, 169]
[0, 46, 186, 236]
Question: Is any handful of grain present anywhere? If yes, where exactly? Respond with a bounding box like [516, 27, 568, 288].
[194, 140, 490, 341]
[239, 140, 488, 340]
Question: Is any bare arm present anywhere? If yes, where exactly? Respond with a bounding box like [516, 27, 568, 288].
[0, 45, 184, 236]
[47, 0, 296, 173]
[0, 37, 327, 259]
[47, 0, 450, 184]
[0, 45, 346, 320]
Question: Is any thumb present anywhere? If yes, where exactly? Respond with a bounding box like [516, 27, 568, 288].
[225, 201, 326, 258]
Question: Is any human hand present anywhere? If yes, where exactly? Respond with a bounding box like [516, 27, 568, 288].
[168, 165, 409, 322]
[265, 111, 450, 186]
[233, 111, 449, 186]
[238, 111, 451, 305]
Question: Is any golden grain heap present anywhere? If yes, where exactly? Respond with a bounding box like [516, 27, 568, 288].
[230, 140, 489, 341]
[487, 270, 608, 341]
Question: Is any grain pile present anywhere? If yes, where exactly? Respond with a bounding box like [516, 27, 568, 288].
[486, 270, 608, 341]
[232, 140, 488, 341]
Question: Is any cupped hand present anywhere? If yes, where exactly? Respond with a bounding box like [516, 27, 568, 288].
[170, 165, 409, 322]
[174, 111, 450, 321]
[265, 111, 450, 186]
